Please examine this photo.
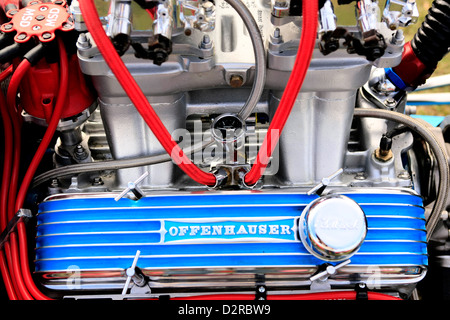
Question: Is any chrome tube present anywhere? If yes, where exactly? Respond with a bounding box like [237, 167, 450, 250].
[224, 0, 266, 121]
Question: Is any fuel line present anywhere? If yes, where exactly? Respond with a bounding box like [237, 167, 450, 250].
[243, 0, 319, 187]
[80, 0, 217, 187]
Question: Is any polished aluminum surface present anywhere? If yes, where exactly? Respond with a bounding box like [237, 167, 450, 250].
[299, 194, 367, 262]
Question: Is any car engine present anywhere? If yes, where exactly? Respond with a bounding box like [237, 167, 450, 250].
[0, 0, 450, 301]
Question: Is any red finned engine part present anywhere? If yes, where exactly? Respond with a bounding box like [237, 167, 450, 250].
[1, 1, 74, 43]
[19, 53, 96, 123]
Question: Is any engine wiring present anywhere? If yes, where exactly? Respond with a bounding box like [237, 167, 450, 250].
[0, 66, 13, 232]
[80, 0, 217, 187]
[169, 291, 402, 300]
[0, 38, 68, 301]
[31, 140, 216, 189]
[243, 0, 319, 187]
[14, 39, 68, 215]
[1, 0, 339, 300]
[5, 58, 30, 223]
[0, 0, 448, 302]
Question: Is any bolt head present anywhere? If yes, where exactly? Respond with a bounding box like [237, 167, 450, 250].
[326, 265, 337, 275]
[229, 75, 244, 88]
[355, 172, 367, 180]
[126, 268, 135, 277]
[384, 98, 397, 109]
[17, 33, 27, 40]
[93, 177, 104, 186]
[42, 32, 52, 39]
[398, 171, 411, 180]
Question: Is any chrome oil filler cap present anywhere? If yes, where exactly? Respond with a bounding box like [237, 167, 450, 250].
[299, 194, 367, 262]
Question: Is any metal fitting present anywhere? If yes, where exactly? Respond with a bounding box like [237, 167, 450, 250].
[212, 167, 231, 189]
[200, 34, 213, 49]
[229, 75, 244, 88]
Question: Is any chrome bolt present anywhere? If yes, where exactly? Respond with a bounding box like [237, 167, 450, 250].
[274, 28, 281, 38]
[384, 97, 397, 109]
[50, 179, 59, 188]
[391, 29, 404, 44]
[200, 34, 212, 49]
[17, 33, 27, 40]
[77, 33, 91, 49]
[42, 32, 52, 40]
[74, 144, 88, 160]
[93, 177, 104, 186]
[398, 171, 411, 180]
[271, 27, 283, 44]
[355, 172, 367, 180]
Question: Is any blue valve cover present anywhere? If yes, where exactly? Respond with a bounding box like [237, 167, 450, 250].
[35, 191, 427, 272]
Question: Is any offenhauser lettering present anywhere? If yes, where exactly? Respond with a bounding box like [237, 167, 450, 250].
[168, 223, 292, 237]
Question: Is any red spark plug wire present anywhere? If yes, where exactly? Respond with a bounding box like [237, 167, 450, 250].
[0, 66, 22, 300]
[0, 66, 13, 232]
[169, 291, 401, 300]
[9, 37, 69, 300]
[2, 242, 21, 299]
[5, 59, 31, 222]
[79, 0, 216, 187]
[16, 221, 52, 300]
[14, 39, 67, 214]
[0, 38, 67, 301]
[0, 64, 12, 82]
[9, 232, 33, 299]
[244, 0, 318, 186]
[146, 8, 155, 20]
[0, 249, 17, 300]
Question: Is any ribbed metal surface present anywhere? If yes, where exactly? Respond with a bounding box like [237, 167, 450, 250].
[35, 191, 427, 272]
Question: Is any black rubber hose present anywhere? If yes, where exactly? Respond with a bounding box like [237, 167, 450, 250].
[0, 32, 13, 48]
[0, 42, 21, 64]
[411, 0, 450, 69]
[23, 43, 46, 65]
